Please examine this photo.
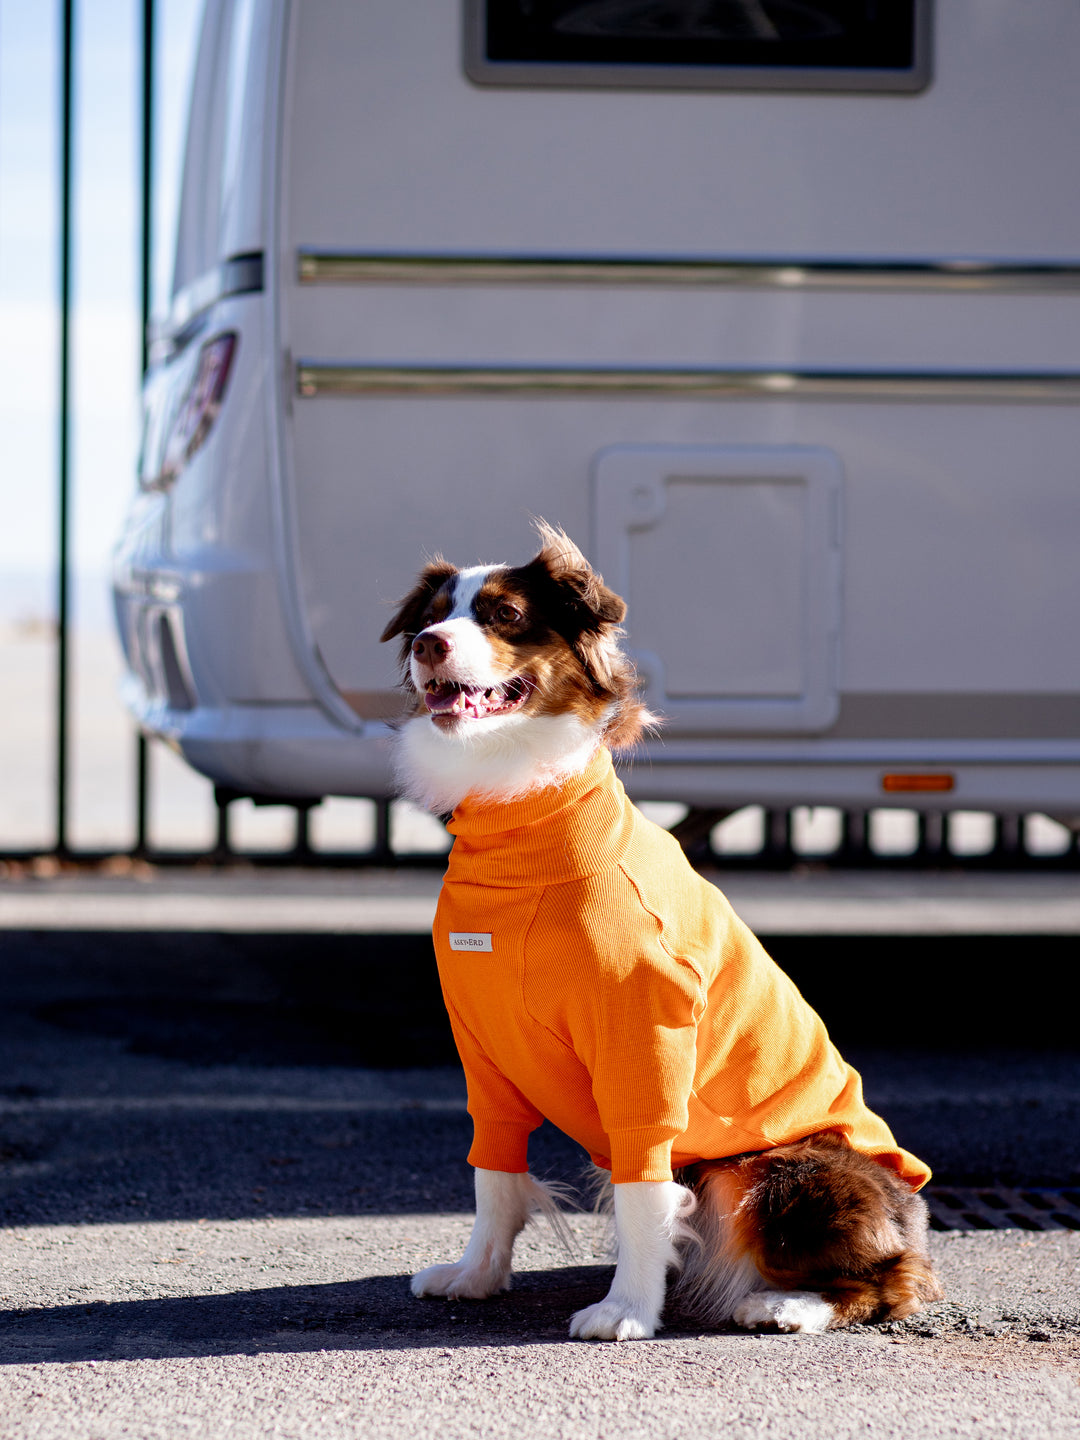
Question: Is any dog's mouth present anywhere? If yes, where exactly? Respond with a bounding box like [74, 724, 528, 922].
[423, 676, 535, 724]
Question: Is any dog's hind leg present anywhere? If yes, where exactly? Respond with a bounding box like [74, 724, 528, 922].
[411, 1168, 568, 1300]
[569, 1180, 696, 1341]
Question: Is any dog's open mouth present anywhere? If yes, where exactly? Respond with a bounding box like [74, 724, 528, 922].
[423, 676, 535, 722]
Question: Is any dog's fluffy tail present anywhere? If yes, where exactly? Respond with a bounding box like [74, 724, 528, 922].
[522, 1172, 579, 1256]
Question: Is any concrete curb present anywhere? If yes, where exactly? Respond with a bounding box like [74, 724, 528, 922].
[0, 868, 1077, 934]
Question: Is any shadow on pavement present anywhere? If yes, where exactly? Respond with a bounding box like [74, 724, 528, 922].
[5, 929, 1080, 1062]
[3, 931, 458, 1068]
[0, 1265, 622, 1364]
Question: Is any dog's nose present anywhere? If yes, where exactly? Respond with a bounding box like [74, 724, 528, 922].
[412, 630, 453, 664]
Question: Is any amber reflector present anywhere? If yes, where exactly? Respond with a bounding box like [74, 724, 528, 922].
[881, 773, 955, 793]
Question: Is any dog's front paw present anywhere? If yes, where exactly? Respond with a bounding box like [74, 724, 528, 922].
[569, 1297, 659, 1342]
[410, 1262, 510, 1301]
[733, 1290, 834, 1334]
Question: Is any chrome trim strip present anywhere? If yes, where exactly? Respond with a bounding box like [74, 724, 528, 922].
[296, 250, 1080, 294]
[296, 363, 1080, 405]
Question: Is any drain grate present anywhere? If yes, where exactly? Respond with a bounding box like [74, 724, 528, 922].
[927, 1186, 1080, 1233]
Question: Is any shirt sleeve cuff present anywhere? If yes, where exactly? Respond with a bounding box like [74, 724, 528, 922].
[608, 1130, 675, 1184]
[467, 1118, 534, 1173]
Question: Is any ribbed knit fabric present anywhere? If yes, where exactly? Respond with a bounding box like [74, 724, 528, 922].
[434, 748, 930, 1190]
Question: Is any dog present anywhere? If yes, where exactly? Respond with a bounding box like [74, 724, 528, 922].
[380, 522, 942, 1341]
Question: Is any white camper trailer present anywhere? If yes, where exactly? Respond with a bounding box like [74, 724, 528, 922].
[113, 0, 1080, 827]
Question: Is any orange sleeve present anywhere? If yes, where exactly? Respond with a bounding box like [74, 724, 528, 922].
[593, 996, 701, 1183]
[443, 995, 544, 1173]
[551, 884, 707, 1185]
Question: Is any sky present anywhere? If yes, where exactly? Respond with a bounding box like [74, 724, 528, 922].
[0, 0, 201, 623]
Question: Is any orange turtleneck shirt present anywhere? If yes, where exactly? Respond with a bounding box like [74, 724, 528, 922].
[433, 748, 930, 1190]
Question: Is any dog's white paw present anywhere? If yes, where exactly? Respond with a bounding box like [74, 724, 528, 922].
[569, 1298, 659, 1342]
[733, 1290, 834, 1334]
[410, 1262, 510, 1301]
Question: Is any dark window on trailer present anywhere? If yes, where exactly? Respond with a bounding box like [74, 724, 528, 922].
[465, 0, 931, 91]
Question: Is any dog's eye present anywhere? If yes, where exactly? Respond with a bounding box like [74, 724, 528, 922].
[495, 603, 523, 625]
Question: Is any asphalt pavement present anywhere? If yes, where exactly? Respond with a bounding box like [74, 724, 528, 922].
[1, 871, 1079, 1438]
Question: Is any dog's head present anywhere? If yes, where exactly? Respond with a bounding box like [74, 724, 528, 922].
[380, 522, 649, 752]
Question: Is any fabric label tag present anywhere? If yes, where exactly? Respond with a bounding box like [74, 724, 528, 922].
[449, 932, 493, 952]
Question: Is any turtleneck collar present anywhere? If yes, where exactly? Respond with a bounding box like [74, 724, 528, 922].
[445, 748, 635, 887]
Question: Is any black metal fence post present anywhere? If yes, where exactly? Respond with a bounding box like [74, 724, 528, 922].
[374, 799, 392, 861]
[55, 0, 75, 857]
[134, 0, 155, 857]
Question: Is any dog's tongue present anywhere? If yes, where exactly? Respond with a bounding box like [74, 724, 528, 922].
[425, 684, 492, 719]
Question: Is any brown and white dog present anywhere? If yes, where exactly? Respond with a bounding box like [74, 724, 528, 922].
[381, 523, 941, 1341]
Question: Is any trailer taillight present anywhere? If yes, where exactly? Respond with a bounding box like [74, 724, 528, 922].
[157, 332, 237, 486]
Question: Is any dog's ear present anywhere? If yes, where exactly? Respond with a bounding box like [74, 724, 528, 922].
[379, 559, 458, 646]
[523, 522, 626, 689]
[528, 521, 626, 628]
[525, 522, 657, 748]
